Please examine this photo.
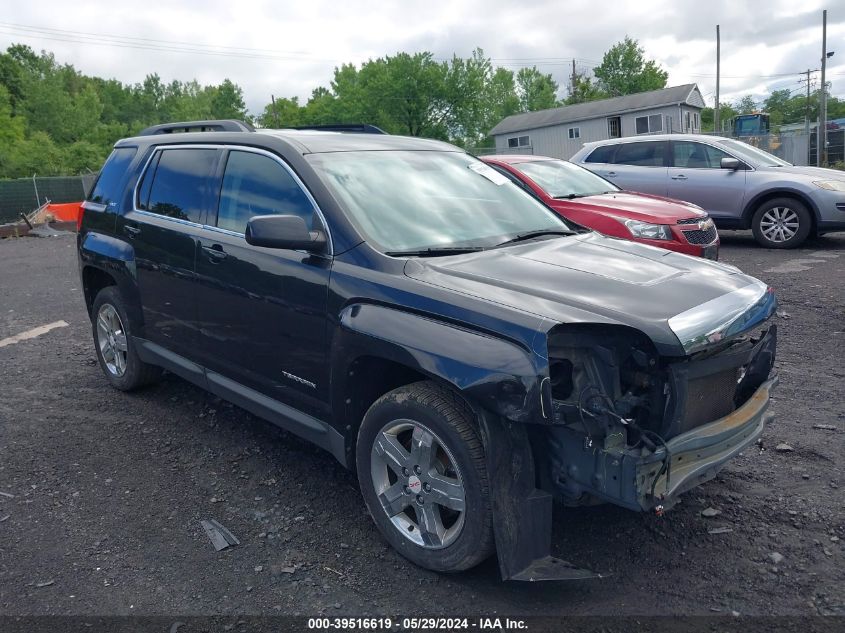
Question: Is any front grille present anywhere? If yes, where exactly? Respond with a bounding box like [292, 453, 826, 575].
[682, 225, 719, 244]
[680, 368, 738, 434]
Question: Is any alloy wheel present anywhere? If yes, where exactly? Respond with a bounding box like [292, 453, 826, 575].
[760, 207, 800, 243]
[370, 419, 466, 549]
[96, 303, 128, 377]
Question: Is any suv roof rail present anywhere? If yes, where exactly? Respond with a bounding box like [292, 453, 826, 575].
[288, 124, 387, 135]
[138, 119, 256, 136]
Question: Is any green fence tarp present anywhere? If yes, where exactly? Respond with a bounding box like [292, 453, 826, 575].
[0, 175, 95, 224]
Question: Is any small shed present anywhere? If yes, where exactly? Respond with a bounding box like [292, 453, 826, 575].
[489, 84, 706, 159]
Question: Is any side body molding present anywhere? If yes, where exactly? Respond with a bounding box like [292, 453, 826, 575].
[334, 303, 545, 424]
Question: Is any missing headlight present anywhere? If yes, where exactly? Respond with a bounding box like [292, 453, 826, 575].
[549, 359, 574, 400]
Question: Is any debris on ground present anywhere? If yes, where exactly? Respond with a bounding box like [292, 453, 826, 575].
[775, 443, 794, 452]
[200, 519, 240, 551]
[700, 507, 722, 518]
[0, 515, 9, 523]
[812, 424, 837, 431]
[33, 580, 54, 588]
[0, 491, 14, 498]
[768, 552, 785, 565]
[708, 526, 733, 535]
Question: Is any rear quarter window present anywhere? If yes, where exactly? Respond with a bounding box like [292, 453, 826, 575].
[583, 145, 615, 164]
[87, 147, 137, 207]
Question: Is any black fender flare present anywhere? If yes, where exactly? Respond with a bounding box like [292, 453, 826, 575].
[78, 232, 143, 327]
[332, 303, 546, 426]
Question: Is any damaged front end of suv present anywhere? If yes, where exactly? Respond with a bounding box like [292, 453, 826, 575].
[488, 279, 778, 581]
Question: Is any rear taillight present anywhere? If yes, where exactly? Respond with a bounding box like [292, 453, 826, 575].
[76, 203, 84, 231]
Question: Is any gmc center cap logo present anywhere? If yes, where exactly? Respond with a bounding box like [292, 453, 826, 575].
[408, 475, 422, 494]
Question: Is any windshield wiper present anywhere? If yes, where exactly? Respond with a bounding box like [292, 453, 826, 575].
[384, 246, 485, 257]
[494, 230, 573, 248]
[553, 193, 587, 199]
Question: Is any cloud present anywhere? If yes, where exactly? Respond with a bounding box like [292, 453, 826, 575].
[0, 0, 841, 115]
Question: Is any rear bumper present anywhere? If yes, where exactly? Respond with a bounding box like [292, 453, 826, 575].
[635, 374, 777, 511]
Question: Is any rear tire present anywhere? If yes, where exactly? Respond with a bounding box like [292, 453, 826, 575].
[356, 381, 494, 573]
[751, 197, 811, 249]
[91, 286, 161, 391]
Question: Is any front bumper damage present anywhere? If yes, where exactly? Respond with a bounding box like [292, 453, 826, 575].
[482, 294, 778, 581]
[636, 374, 777, 512]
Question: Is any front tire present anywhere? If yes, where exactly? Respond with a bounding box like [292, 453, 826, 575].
[356, 381, 494, 572]
[751, 197, 811, 248]
[91, 286, 161, 391]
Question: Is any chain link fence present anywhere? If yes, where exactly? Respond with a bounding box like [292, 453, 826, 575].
[0, 173, 96, 224]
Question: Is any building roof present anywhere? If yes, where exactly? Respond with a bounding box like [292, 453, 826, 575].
[489, 84, 703, 137]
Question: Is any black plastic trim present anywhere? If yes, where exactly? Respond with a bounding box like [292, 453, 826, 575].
[133, 337, 347, 465]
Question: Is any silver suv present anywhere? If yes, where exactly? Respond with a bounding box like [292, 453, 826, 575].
[571, 134, 845, 248]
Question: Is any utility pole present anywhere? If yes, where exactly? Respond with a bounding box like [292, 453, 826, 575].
[571, 59, 577, 103]
[270, 94, 280, 127]
[715, 25, 721, 134]
[805, 69, 813, 165]
[819, 9, 828, 167]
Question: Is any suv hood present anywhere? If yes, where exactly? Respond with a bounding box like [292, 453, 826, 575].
[758, 164, 845, 180]
[404, 232, 773, 356]
[552, 191, 705, 223]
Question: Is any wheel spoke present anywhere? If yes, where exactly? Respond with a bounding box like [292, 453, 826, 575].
[115, 350, 126, 373]
[410, 426, 436, 472]
[102, 343, 115, 362]
[427, 472, 466, 512]
[374, 433, 410, 475]
[97, 314, 110, 336]
[378, 481, 410, 517]
[113, 332, 128, 352]
[415, 503, 445, 547]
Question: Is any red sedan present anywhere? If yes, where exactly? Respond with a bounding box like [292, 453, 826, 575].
[482, 155, 720, 259]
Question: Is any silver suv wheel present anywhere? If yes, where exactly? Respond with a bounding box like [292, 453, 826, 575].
[96, 303, 128, 377]
[759, 206, 800, 243]
[370, 419, 466, 549]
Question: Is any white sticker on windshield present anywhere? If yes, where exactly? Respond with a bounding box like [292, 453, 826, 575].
[467, 162, 510, 186]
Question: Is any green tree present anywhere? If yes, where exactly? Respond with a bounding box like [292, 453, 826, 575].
[564, 70, 606, 105]
[593, 36, 668, 96]
[700, 102, 738, 133]
[210, 79, 247, 120]
[515, 67, 558, 111]
[257, 96, 303, 127]
[734, 95, 757, 114]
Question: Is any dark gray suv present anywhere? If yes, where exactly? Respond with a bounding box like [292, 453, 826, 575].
[78, 120, 779, 580]
[571, 134, 845, 248]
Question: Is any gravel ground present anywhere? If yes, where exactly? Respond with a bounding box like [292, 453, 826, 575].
[0, 229, 842, 617]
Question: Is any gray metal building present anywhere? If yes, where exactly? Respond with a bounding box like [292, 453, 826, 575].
[489, 84, 706, 159]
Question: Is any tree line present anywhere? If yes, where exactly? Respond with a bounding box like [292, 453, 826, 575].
[0, 38, 842, 180]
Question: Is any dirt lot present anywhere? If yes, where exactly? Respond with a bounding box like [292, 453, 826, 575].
[0, 229, 843, 618]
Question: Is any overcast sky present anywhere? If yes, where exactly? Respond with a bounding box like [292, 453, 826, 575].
[1, 0, 843, 116]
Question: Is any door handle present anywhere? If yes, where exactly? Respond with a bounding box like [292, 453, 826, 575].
[671, 174, 688, 180]
[606, 171, 617, 177]
[123, 225, 141, 238]
[202, 243, 228, 263]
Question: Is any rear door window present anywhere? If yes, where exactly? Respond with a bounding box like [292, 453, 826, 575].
[613, 141, 667, 167]
[139, 148, 218, 223]
[215, 150, 315, 234]
[87, 147, 137, 206]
